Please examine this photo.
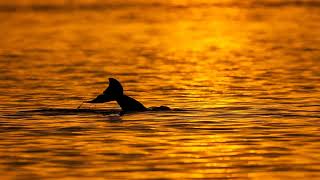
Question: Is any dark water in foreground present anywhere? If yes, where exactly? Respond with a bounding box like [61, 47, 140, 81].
[0, 1, 320, 179]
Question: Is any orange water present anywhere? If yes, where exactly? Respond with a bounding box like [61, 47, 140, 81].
[0, 1, 320, 179]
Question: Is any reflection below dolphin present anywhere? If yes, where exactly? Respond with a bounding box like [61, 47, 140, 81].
[19, 107, 184, 117]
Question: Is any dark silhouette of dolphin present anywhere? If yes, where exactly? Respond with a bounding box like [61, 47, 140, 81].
[87, 78, 170, 114]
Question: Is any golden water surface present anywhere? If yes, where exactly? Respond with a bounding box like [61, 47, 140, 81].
[0, 1, 320, 179]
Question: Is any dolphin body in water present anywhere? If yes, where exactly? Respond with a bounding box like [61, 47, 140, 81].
[86, 78, 170, 115]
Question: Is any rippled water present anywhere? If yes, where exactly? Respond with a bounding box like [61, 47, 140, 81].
[0, 1, 320, 179]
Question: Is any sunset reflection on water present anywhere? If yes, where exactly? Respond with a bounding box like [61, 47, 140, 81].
[0, 0, 320, 179]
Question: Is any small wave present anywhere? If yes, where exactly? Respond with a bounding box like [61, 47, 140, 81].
[18, 108, 121, 116]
